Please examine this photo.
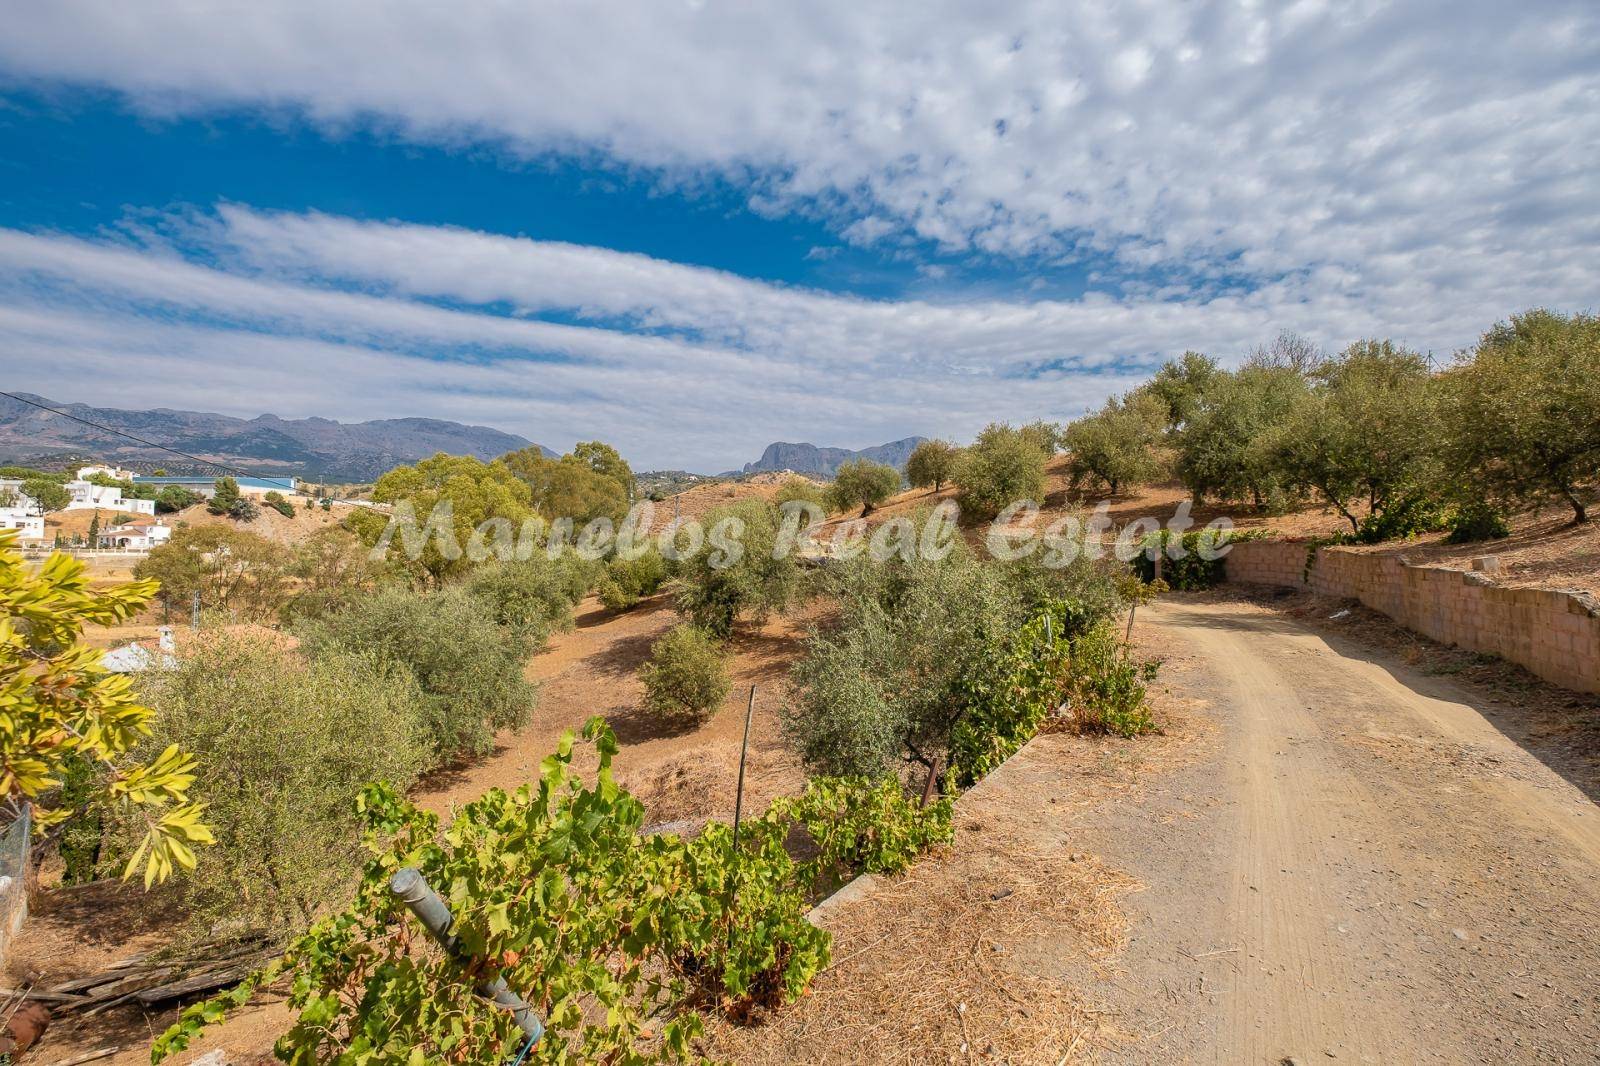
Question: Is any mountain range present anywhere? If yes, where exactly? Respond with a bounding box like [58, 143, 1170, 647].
[0, 392, 926, 483]
[731, 436, 927, 478]
[0, 393, 543, 483]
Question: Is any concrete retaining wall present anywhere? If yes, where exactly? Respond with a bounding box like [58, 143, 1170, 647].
[1223, 539, 1600, 694]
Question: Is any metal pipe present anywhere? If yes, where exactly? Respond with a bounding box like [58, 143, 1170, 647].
[389, 867, 544, 1047]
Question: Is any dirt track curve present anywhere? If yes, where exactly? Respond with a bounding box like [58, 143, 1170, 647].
[1066, 597, 1600, 1064]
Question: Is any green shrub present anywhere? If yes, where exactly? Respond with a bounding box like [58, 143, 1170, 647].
[131, 632, 426, 941]
[1352, 492, 1450, 544]
[1129, 528, 1260, 589]
[671, 499, 799, 637]
[776, 776, 953, 894]
[156, 720, 831, 1065]
[598, 547, 669, 610]
[954, 422, 1047, 518]
[467, 554, 589, 639]
[772, 476, 827, 510]
[641, 624, 731, 725]
[1060, 623, 1158, 737]
[1445, 501, 1511, 543]
[947, 610, 1072, 785]
[296, 584, 538, 766]
[263, 490, 296, 518]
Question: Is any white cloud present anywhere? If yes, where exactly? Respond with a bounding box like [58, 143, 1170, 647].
[0, 201, 1579, 470]
[1, 2, 1597, 466]
[1, 1, 1595, 280]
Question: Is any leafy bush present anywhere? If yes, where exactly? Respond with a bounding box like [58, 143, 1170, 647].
[641, 623, 731, 725]
[156, 720, 831, 1065]
[772, 476, 827, 510]
[953, 422, 1048, 518]
[1059, 623, 1159, 737]
[466, 554, 591, 638]
[947, 610, 1074, 785]
[296, 584, 538, 766]
[1351, 492, 1450, 544]
[598, 546, 669, 610]
[1128, 528, 1264, 589]
[776, 776, 953, 893]
[825, 459, 902, 515]
[1445, 501, 1511, 543]
[671, 499, 799, 637]
[131, 632, 426, 940]
[262, 490, 296, 518]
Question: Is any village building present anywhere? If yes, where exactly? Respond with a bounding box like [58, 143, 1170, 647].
[96, 520, 173, 550]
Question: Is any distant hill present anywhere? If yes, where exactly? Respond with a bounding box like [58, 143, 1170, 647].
[0, 393, 548, 483]
[732, 437, 927, 478]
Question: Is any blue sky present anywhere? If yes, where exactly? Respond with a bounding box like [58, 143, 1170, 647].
[0, 1, 1596, 471]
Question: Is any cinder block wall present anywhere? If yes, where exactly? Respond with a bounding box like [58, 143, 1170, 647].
[1222, 540, 1600, 694]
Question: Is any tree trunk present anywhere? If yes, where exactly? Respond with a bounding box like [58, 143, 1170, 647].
[1561, 484, 1588, 523]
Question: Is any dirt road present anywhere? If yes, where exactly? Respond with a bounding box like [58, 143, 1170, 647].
[1069, 597, 1600, 1064]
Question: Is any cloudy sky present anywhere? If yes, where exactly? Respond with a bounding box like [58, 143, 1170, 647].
[0, 1, 1596, 471]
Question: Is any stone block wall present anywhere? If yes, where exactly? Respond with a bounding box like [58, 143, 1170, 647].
[1221, 540, 1600, 694]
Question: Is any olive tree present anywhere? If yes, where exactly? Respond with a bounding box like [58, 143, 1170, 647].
[906, 439, 960, 492]
[135, 525, 293, 621]
[1061, 392, 1166, 495]
[295, 584, 539, 766]
[952, 423, 1047, 519]
[1174, 365, 1307, 508]
[1441, 309, 1600, 523]
[133, 632, 425, 939]
[825, 459, 902, 515]
[1143, 350, 1221, 432]
[671, 499, 800, 637]
[1263, 340, 1437, 534]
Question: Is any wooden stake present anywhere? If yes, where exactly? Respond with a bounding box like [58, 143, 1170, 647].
[920, 757, 942, 809]
[730, 684, 757, 855]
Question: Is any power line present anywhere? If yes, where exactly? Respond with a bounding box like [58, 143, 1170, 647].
[0, 390, 296, 488]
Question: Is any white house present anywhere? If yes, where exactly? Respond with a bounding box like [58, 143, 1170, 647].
[77, 464, 139, 482]
[69, 481, 157, 515]
[0, 510, 44, 543]
[0, 475, 157, 517]
[97, 521, 173, 550]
